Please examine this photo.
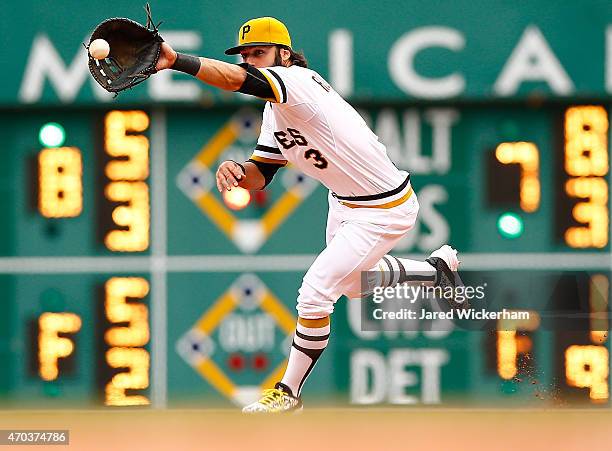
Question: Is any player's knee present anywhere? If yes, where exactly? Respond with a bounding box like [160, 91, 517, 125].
[296, 281, 335, 318]
[297, 302, 333, 319]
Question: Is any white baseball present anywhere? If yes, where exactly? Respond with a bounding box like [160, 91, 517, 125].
[89, 39, 110, 59]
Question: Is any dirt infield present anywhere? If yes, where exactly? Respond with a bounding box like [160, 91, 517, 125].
[1, 408, 611, 451]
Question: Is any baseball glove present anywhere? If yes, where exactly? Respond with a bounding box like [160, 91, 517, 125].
[87, 3, 163, 93]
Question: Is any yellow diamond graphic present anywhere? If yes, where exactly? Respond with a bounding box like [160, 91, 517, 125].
[176, 274, 296, 406]
[177, 109, 317, 253]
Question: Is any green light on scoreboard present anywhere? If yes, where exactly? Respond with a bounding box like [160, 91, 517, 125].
[39, 122, 66, 148]
[497, 212, 524, 239]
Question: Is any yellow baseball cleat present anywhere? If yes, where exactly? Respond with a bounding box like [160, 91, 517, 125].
[242, 383, 303, 413]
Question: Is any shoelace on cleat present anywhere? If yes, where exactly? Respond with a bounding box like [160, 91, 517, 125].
[258, 389, 285, 408]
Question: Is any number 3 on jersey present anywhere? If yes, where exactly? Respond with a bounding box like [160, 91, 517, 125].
[274, 128, 328, 170]
[303, 149, 327, 169]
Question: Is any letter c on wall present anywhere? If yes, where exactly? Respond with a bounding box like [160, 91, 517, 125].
[388, 26, 465, 99]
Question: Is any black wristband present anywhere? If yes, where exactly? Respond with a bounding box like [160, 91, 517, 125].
[171, 53, 201, 76]
[247, 159, 282, 187]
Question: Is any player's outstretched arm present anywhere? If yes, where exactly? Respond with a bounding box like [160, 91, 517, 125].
[216, 161, 266, 192]
[156, 43, 246, 91]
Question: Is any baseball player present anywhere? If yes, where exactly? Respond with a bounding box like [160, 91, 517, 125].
[156, 17, 460, 413]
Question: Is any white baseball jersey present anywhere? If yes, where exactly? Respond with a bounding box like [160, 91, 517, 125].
[249, 65, 411, 208]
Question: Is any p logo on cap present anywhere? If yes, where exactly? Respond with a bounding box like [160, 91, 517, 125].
[225, 17, 292, 55]
[241, 25, 251, 40]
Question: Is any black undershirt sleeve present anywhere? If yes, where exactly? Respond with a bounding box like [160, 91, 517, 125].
[235, 63, 276, 101]
[247, 158, 283, 187]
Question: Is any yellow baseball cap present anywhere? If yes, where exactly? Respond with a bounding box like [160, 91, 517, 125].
[225, 17, 292, 55]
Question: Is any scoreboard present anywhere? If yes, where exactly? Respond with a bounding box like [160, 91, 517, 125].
[12, 105, 610, 257]
[0, 100, 610, 408]
[2, 109, 155, 406]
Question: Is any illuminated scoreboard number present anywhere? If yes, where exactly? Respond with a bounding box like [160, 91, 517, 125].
[35, 277, 151, 407]
[484, 271, 610, 404]
[104, 182, 149, 252]
[492, 142, 541, 213]
[38, 147, 83, 218]
[102, 277, 151, 406]
[565, 345, 609, 401]
[487, 141, 541, 214]
[559, 106, 609, 248]
[35, 111, 151, 251]
[102, 111, 150, 252]
[488, 105, 609, 248]
[559, 273, 610, 403]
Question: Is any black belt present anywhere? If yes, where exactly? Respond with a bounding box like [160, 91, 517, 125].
[332, 175, 411, 201]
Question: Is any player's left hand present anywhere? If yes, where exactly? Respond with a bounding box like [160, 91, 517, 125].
[87, 3, 165, 93]
[216, 160, 246, 192]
